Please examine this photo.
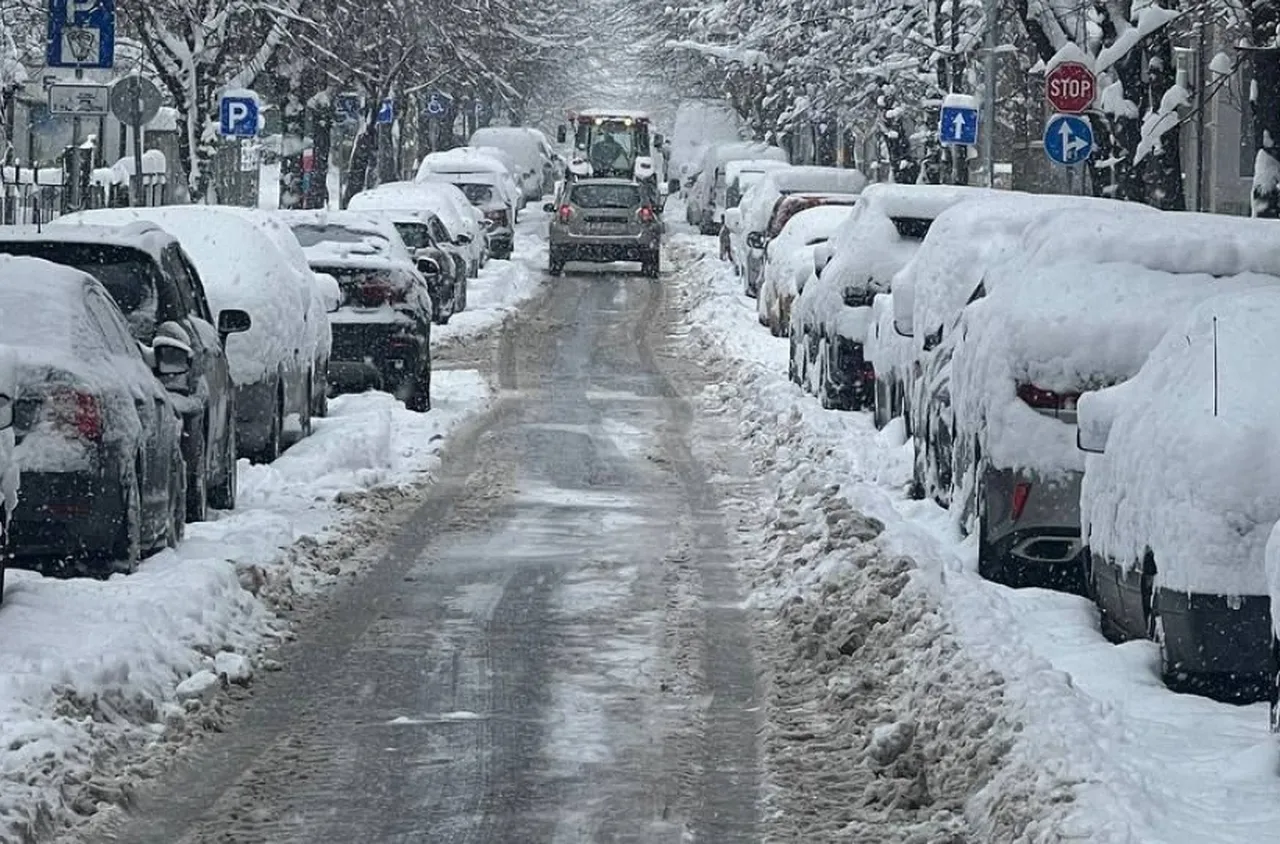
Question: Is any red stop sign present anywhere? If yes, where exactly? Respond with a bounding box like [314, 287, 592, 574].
[1045, 62, 1097, 114]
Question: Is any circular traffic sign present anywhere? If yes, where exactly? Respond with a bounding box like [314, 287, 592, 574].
[110, 75, 162, 126]
[1043, 113, 1094, 165]
[1045, 62, 1096, 114]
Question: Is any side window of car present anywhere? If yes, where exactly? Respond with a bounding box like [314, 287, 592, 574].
[164, 245, 213, 323]
[429, 218, 450, 244]
[84, 288, 142, 360]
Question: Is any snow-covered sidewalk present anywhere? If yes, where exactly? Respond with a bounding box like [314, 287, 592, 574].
[669, 232, 1280, 843]
[0, 238, 546, 842]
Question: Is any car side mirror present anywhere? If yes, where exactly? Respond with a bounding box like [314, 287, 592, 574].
[922, 325, 943, 352]
[543, 202, 557, 213]
[455, 234, 472, 246]
[557, 125, 567, 144]
[314, 272, 342, 313]
[0, 394, 12, 431]
[746, 231, 765, 250]
[1076, 393, 1114, 454]
[152, 335, 193, 376]
[217, 308, 251, 336]
[417, 257, 441, 278]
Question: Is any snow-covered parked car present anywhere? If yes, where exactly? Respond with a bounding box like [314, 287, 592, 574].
[352, 209, 466, 322]
[687, 142, 788, 234]
[469, 126, 555, 201]
[897, 193, 1153, 504]
[348, 180, 486, 277]
[719, 158, 794, 268]
[417, 148, 522, 254]
[738, 166, 866, 296]
[281, 211, 436, 412]
[2, 256, 187, 578]
[64, 206, 328, 463]
[756, 204, 852, 337]
[0, 223, 248, 520]
[1078, 287, 1280, 702]
[790, 183, 988, 410]
[950, 209, 1280, 602]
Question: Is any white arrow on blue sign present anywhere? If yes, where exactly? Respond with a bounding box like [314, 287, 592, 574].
[938, 104, 979, 146]
[219, 95, 259, 138]
[1043, 113, 1094, 166]
[377, 99, 395, 124]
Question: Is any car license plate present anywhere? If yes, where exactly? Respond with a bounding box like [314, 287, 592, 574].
[586, 222, 626, 234]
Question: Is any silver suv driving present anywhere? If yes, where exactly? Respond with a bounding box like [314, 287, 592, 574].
[546, 178, 662, 278]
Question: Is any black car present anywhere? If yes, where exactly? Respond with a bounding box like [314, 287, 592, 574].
[380, 212, 467, 322]
[0, 223, 250, 522]
[0, 256, 188, 579]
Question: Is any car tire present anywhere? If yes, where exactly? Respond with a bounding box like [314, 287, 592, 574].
[209, 421, 237, 510]
[975, 502, 1003, 583]
[313, 368, 329, 419]
[406, 360, 432, 413]
[642, 252, 660, 279]
[302, 377, 315, 438]
[109, 461, 143, 575]
[185, 422, 208, 524]
[166, 445, 186, 549]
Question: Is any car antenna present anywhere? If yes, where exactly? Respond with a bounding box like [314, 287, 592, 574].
[1212, 315, 1219, 417]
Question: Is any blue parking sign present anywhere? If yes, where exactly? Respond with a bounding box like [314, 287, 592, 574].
[377, 98, 394, 124]
[219, 95, 259, 137]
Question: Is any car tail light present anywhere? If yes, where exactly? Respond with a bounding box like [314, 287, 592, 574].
[1016, 383, 1081, 414]
[1011, 482, 1032, 521]
[51, 388, 102, 442]
[638, 206, 656, 223]
[558, 205, 574, 223]
[355, 280, 404, 307]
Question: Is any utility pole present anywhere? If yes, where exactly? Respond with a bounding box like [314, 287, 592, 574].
[981, 0, 998, 186]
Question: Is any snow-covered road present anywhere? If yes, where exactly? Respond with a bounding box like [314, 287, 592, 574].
[666, 227, 1280, 843]
[0, 222, 547, 843]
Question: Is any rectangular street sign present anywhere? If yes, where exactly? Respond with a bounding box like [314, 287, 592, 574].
[938, 104, 979, 146]
[48, 82, 109, 116]
[47, 0, 115, 69]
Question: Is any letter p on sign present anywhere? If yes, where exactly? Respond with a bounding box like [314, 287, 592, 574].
[220, 96, 259, 138]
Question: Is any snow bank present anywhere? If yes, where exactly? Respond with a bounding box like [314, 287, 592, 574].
[56, 207, 318, 387]
[1084, 288, 1280, 596]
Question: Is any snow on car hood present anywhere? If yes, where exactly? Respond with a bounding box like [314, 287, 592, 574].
[1083, 287, 1280, 596]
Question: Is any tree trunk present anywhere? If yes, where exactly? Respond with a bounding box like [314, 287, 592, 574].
[308, 98, 333, 209]
[1144, 31, 1186, 209]
[177, 109, 213, 203]
[342, 118, 377, 208]
[1251, 46, 1280, 216]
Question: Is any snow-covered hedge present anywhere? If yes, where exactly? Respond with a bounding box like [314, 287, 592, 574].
[1084, 288, 1280, 596]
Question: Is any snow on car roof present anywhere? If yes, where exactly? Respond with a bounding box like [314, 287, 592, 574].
[901, 192, 1154, 345]
[951, 257, 1280, 481]
[725, 159, 791, 180]
[764, 166, 867, 196]
[1082, 287, 1280, 596]
[62, 206, 320, 386]
[26, 218, 179, 261]
[348, 182, 473, 234]
[418, 149, 510, 178]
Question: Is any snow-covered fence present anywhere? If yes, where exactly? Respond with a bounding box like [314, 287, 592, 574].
[0, 166, 64, 225]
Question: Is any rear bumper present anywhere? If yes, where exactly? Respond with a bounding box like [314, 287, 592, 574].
[982, 466, 1086, 592]
[8, 469, 123, 565]
[551, 239, 659, 263]
[329, 322, 428, 393]
[1158, 588, 1271, 681]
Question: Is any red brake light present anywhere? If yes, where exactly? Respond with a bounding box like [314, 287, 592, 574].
[52, 388, 101, 442]
[1016, 383, 1080, 411]
[1011, 482, 1032, 521]
[558, 204, 573, 223]
[638, 206, 655, 223]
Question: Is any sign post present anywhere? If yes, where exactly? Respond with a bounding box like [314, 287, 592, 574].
[109, 75, 161, 206]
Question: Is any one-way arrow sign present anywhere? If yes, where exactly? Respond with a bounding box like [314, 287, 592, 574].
[938, 95, 979, 146]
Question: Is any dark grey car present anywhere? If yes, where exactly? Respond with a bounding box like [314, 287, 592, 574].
[546, 179, 663, 278]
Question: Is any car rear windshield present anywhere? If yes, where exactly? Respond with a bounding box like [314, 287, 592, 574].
[392, 222, 432, 250]
[291, 223, 391, 252]
[456, 183, 495, 203]
[0, 240, 159, 316]
[571, 184, 640, 209]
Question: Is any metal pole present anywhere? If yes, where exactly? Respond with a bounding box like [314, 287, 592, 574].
[981, 0, 998, 186]
[131, 117, 144, 206]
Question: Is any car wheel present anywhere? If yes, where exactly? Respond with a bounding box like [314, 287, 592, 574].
[110, 461, 143, 574]
[257, 397, 282, 464]
[302, 376, 315, 438]
[549, 250, 565, 276]
[1269, 639, 1280, 733]
[642, 252, 660, 279]
[185, 422, 209, 523]
[166, 445, 186, 548]
[975, 500, 1003, 583]
[406, 350, 432, 413]
[208, 420, 237, 510]
[313, 367, 329, 419]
